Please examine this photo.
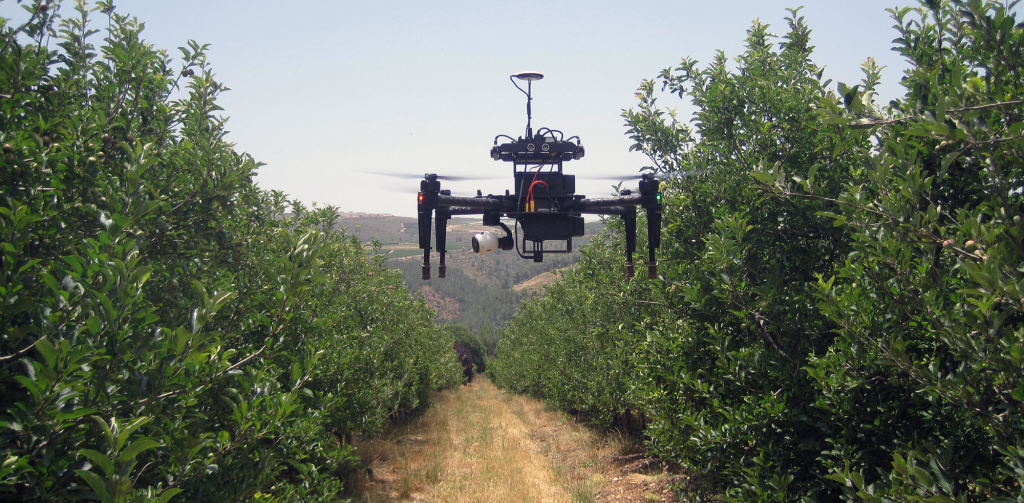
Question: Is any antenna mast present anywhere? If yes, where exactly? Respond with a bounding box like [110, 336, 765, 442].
[511, 71, 543, 140]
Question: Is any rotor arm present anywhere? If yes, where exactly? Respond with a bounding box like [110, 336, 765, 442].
[569, 194, 643, 212]
[574, 206, 630, 216]
[436, 194, 504, 211]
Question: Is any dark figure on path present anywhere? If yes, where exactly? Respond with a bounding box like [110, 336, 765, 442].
[454, 342, 475, 383]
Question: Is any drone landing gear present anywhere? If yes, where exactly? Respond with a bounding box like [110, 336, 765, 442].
[647, 207, 661, 279]
[623, 207, 637, 278]
[418, 205, 454, 280]
[417, 176, 440, 280]
[436, 207, 450, 278]
[419, 209, 432, 281]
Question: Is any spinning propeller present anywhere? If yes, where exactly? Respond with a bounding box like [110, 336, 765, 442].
[368, 171, 501, 182]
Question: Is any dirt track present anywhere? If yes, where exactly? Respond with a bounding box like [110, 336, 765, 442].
[351, 376, 684, 502]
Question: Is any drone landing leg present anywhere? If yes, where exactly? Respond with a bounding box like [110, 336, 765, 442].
[421, 250, 431, 280]
[436, 208, 450, 278]
[647, 207, 662, 279]
[624, 207, 637, 278]
[648, 248, 657, 280]
[418, 205, 433, 280]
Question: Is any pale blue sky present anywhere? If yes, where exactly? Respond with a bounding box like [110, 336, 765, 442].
[15, 1, 918, 216]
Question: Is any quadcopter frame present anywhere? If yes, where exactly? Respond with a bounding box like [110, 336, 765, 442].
[415, 72, 663, 280]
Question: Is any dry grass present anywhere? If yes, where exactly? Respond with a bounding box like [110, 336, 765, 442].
[349, 376, 621, 503]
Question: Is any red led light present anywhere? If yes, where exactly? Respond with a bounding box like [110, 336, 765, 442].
[418, 193, 424, 204]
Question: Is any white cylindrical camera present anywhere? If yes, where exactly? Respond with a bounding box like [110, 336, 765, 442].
[472, 231, 498, 254]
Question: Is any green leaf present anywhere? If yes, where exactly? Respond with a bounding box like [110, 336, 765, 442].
[892, 453, 909, 476]
[35, 338, 57, 369]
[115, 416, 152, 451]
[17, 259, 40, 275]
[2, 455, 18, 470]
[842, 84, 860, 110]
[751, 171, 775, 185]
[55, 404, 97, 422]
[86, 316, 101, 335]
[940, 150, 961, 173]
[118, 439, 160, 463]
[904, 125, 933, 137]
[209, 290, 236, 315]
[90, 416, 114, 447]
[156, 488, 182, 503]
[40, 272, 59, 292]
[850, 471, 864, 489]
[131, 265, 153, 289]
[79, 449, 115, 477]
[191, 280, 209, 306]
[911, 465, 936, 488]
[75, 469, 111, 501]
[14, 376, 39, 398]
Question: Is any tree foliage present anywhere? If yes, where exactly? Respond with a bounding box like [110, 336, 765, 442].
[492, 1, 1024, 501]
[786, 1, 1024, 500]
[0, 2, 462, 501]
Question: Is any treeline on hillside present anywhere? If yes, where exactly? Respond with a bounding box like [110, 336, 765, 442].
[0, 3, 463, 502]
[491, 2, 1024, 501]
[391, 249, 577, 332]
[335, 214, 417, 246]
[463, 249, 578, 290]
[391, 260, 518, 331]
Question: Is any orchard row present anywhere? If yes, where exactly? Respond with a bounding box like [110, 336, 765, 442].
[491, 2, 1024, 501]
[1, 3, 466, 501]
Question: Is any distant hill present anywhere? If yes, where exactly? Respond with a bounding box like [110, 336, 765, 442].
[513, 268, 564, 294]
[341, 212, 604, 332]
[335, 212, 418, 247]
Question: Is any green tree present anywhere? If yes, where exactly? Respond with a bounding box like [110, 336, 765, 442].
[495, 1, 1024, 501]
[0, 3, 462, 501]
[476, 326, 501, 356]
[623, 9, 862, 499]
[490, 222, 663, 427]
[767, 1, 1024, 500]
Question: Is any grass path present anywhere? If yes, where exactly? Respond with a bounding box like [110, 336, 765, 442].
[349, 376, 683, 503]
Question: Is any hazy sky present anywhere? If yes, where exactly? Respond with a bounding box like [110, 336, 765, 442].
[19, 1, 918, 216]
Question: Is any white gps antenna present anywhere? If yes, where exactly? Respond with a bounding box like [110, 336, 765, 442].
[511, 72, 544, 140]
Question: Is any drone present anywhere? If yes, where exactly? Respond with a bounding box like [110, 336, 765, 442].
[416, 71, 662, 280]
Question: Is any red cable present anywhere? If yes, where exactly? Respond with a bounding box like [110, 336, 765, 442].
[527, 180, 548, 209]
[524, 165, 546, 209]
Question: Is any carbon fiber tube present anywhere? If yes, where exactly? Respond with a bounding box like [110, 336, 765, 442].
[570, 195, 643, 211]
[436, 195, 503, 210]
